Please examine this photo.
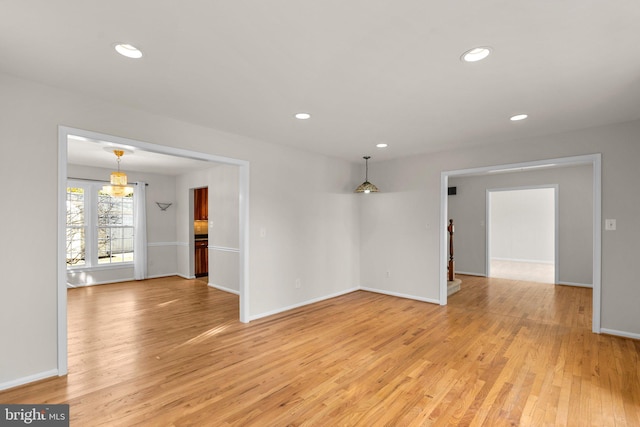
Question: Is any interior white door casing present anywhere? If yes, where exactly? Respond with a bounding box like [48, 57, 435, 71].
[447, 165, 593, 286]
[58, 126, 251, 375]
[440, 154, 601, 333]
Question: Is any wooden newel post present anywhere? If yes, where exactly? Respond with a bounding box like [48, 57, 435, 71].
[448, 219, 455, 281]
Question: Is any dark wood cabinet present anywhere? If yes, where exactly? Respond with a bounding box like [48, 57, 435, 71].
[195, 240, 208, 277]
[194, 187, 208, 220]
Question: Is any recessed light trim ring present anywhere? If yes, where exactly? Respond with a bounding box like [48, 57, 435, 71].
[461, 46, 492, 62]
[114, 43, 143, 59]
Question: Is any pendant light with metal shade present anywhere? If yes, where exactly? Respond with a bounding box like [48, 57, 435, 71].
[354, 156, 379, 193]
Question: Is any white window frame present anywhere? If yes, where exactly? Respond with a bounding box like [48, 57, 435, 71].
[66, 179, 134, 270]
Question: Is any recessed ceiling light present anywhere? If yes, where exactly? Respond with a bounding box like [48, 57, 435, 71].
[114, 43, 143, 59]
[510, 114, 529, 121]
[294, 112, 311, 120]
[461, 47, 491, 62]
[376, 143, 388, 148]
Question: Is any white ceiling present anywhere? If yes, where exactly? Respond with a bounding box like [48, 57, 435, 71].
[2, 1, 640, 163]
[67, 137, 215, 175]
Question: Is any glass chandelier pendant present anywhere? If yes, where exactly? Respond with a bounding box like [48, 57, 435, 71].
[103, 150, 134, 197]
[355, 156, 379, 193]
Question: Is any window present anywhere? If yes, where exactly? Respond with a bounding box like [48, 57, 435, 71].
[66, 181, 134, 268]
[97, 191, 134, 264]
[66, 187, 86, 266]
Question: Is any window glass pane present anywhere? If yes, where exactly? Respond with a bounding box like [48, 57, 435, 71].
[66, 227, 85, 266]
[98, 193, 124, 226]
[66, 187, 84, 226]
[111, 228, 124, 251]
[96, 190, 134, 264]
[97, 228, 112, 263]
[97, 227, 134, 264]
[66, 187, 85, 266]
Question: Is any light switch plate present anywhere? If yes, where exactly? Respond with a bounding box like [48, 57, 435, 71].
[605, 219, 616, 231]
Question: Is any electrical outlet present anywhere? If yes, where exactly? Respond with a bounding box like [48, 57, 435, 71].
[386, 270, 391, 278]
[295, 278, 301, 288]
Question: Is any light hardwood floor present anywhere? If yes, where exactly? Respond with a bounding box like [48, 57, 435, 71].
[1, 275, 639, 426]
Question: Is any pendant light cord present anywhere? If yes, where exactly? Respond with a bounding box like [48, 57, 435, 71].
[113, 149, 124, 172]
[364, 156, 370, 181]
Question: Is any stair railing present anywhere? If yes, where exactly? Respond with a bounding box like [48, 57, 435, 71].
[448, 219, 455, 281]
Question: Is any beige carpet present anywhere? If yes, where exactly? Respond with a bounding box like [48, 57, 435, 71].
[489, 259, 555, 284]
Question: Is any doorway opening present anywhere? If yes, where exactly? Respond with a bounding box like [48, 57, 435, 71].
[193, 186, 209, 281]
[487, 186, 557, 284]
[440, 154, 601, 333]
[58, 126, 250, 376]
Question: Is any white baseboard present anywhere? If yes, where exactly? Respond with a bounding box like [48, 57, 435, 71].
[360, 287, 440, 305]
[66, 273, 181, 288]
[208, 283, 240, 295]
[600, 328, 640, 340]
[249, 287, 360, 321]
[0, 369, 58, 392]
[66, 277, 134, 287]
[177, 273, 195, 280]
[454, 271, 486, 277]
[249, 285, 442, 322]
[146, 273, 180, 280]
[491, 257, 554, 265]
[557, 281, 593, 288]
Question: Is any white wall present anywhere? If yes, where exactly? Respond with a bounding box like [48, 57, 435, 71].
[0, 73, 361, 389]
[489, 188, 555, 264]
[248, 150, 361, 316]
[175, 167, 211, 279]
[66, 164, 179, 285]
[208, 165, 240, 292]
[361, 121, 640, 337]
[3, 68, 640, 390]
[175, 164, 241, 292]
[448, 165, 593, 285]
